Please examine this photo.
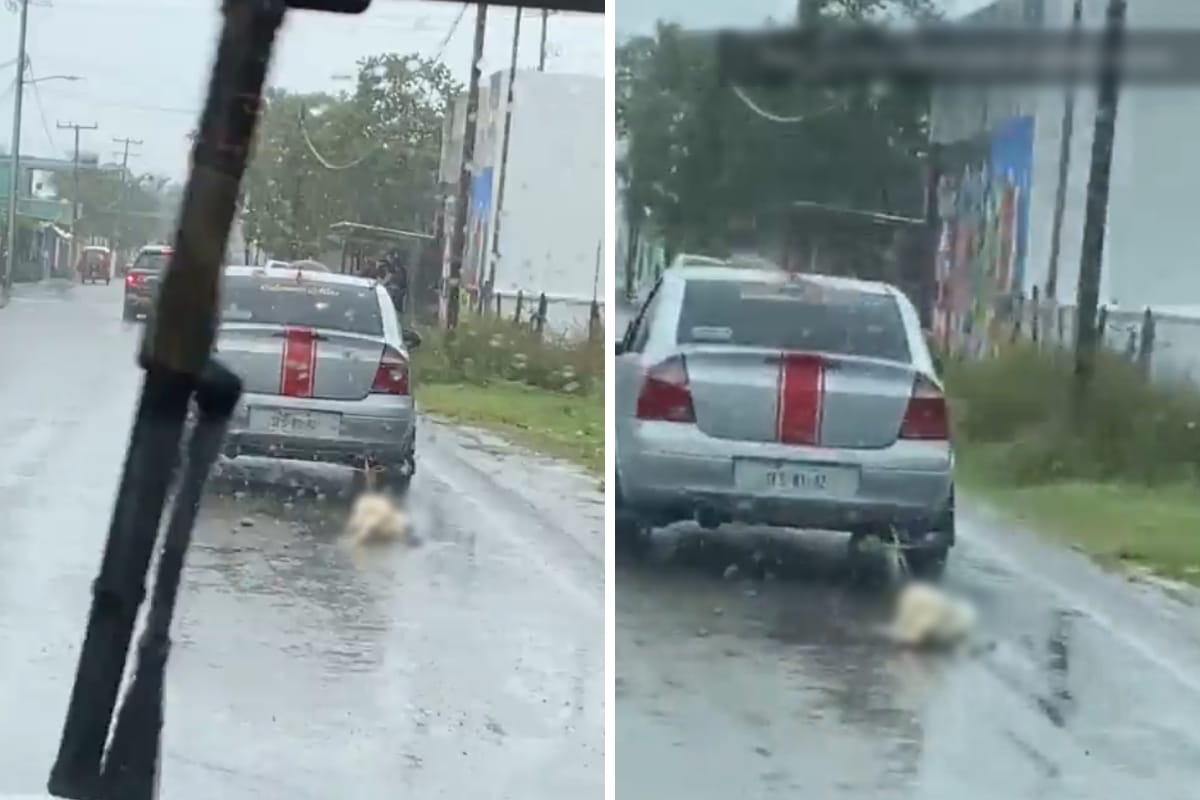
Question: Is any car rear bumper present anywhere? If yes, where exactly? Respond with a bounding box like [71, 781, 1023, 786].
[225, 392, 416, 467]
[124, 291, 155, 310]
[620, 420, 954, 541]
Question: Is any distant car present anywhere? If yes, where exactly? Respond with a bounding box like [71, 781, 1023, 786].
[614, 265, 955, 578]
[217, 266, 422, 490]
[122, 245, 173, 321]
[77, 246, 113, 284]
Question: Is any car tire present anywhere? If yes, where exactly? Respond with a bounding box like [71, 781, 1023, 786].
[615, 474, 651, 557]
[616, 515, 651, 557]
[905, 547, 949, 581]
[122, 304, 136, 321]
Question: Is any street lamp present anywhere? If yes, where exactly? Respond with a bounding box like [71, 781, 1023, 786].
[28, 74, 82, 85]
[3, 69, 84, 292]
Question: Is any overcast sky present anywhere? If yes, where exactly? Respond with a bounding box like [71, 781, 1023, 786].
[2, 0, 603, 178]
[2, 0, 994, 179]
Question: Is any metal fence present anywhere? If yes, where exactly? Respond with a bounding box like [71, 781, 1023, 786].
[489, 288, 604, 343]
[948, 291, 1200, 387]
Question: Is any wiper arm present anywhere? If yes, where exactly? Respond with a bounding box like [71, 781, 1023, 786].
[45, 1, 372, 798]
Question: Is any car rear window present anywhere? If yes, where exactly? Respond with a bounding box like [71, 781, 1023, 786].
[132, 251, 170, 272]
[220, 275, 383, 336]
[676, 278, 911, 362]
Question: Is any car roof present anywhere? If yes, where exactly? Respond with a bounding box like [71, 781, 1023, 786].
[138, 244, 173, 254]
[223, 264, 378, 289]
[668, 265, 899, 297]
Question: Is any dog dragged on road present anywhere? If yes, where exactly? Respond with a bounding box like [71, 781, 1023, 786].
[882, 580, 978, 652]
[342, 465, 415, 548]
[864, 533, 982, 653]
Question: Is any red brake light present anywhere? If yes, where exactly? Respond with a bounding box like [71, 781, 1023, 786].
[125, 273, 142, 287]
[900, 375, 949, 440]
[636, 356, 695, 423]
[371, 346, 410, 395]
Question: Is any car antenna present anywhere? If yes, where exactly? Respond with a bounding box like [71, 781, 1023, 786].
[45, 2, 373, 799]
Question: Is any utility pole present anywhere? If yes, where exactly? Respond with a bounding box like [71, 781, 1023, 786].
[57, 120, 99, 274]
[1072, 0, 1126, 412]
[112, 136, 142, 269]
[798, 0, 820, 25]
[446, 2, 487, 330]
[4, 0, 31, 295]
[538, 9, 548, 71]
[1046, 0, 1084, 300]
[485, 6, 521, 309]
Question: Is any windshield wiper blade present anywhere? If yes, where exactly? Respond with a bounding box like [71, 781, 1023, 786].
[45, 1, 341, 797]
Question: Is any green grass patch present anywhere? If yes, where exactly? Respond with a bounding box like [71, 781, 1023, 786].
[417, 381, 603, 476]
[946, 344, 1200, 586]
[959, 453, 1200, 586]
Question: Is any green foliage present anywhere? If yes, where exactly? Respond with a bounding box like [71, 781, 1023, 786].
[241, 53, 460, 259]
[946, 344, 1200, 487]
[50, 169, 174, 250]
[616, 2, 937, 258]
[413, 315, 603, 397]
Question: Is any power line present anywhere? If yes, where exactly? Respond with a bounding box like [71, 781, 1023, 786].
[432, 3, 469, 63]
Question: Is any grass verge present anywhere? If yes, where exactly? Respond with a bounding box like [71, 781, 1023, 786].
[945, 343, 1200, 586]
[958, 449, 1200, 586]
[417, 381, 603, 477]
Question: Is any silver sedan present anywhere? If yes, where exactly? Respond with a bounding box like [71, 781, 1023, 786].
[614, 265, 955, 577]
[217, 266, 421, 490]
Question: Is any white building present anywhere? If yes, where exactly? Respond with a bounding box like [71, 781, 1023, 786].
[439, 70, 604, 335]
[930, 0, 1200, 379]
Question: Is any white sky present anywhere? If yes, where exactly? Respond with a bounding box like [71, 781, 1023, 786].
[1, 0, 603, 178]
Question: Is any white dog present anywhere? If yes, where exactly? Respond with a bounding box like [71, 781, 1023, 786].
[343, 466, 412, 547]
[882, 581, 977, 651]
[344, 491, 411, 546]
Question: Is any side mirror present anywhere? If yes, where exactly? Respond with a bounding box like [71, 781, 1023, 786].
[403, 329, 423, 351]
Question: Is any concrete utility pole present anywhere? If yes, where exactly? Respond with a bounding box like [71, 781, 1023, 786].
[58, 120, 98, 272]
[1073, 0, 1126, 413]
[485, 6, 521, 307]
[1046, 0, 1085, 301]
[538, 9, 548, 71]
[445, 2, 487, 330]
[112, 136, 142, 266]
[4, 0, 31, 295]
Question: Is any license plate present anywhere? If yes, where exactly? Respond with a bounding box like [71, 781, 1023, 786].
[250, 407, 341, 438]
[734, 460, 859, 498]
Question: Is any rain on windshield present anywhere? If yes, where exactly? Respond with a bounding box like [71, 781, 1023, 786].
[0, 2, 603, 798]
[615, 1, 1200, 799]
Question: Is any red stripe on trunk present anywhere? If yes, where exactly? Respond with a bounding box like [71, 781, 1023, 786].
[776, 353, 824, 445]
[280, 327, 317, 397]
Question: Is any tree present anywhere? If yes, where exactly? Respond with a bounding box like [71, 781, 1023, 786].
[51, 167, 173, 252]
[617, 2, 937, 262]
[240, 52, 460, 260]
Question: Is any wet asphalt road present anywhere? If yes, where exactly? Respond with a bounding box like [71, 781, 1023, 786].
[616, 291, 1200, 799]
[0, 281, 603, 799]
[617, 468, 1200, 798]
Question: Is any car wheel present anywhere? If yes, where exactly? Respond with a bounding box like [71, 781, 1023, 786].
[122, 304, 136, 321]
[906, 547, 949, 581]
[615, 474, 650, 557]
[616, 514, 650, 557]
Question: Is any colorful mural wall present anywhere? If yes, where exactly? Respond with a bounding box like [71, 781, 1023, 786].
[933, 114, 1034, 355]
[464, 166, 494, 291]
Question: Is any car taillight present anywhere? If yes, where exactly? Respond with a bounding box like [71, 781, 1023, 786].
[900, 374, 949, 440]
[636, 356, 695, 423]
[125, 274, 142, 287]
[371, 346, 410, 395]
